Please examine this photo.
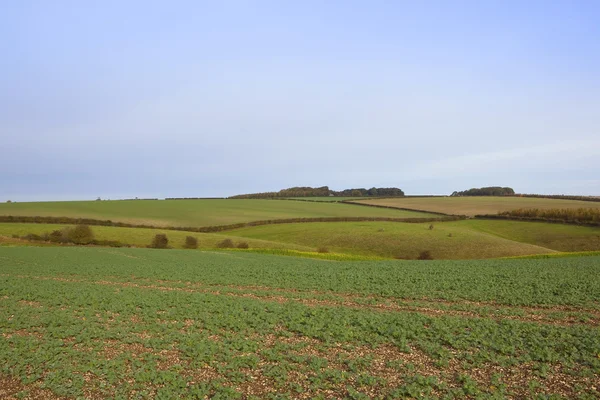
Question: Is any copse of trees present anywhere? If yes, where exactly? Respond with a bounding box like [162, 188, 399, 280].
[230, 186, 404, 199]
[451, 187, 515, 197]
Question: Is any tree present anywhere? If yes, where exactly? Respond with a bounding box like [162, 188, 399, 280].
[66, 225, 94, 244]
[150, 234, 169, 249]
[183, 236, 198, 249]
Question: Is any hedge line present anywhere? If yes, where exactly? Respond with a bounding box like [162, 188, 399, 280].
[340, 200, 459, 217]
[474, 214, 600, 227]
[0, 215, 462, 233]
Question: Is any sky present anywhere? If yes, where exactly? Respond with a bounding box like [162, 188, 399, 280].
[1, 0, 599, 201]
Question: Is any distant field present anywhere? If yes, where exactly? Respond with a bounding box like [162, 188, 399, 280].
[282, 197, 367, 202]
[0, 199, 434, 228]
[1, 247, 599, 398]
[353, 196, 600, 216]
[227, 220, 567, 259]
[0, 223, 313, 252]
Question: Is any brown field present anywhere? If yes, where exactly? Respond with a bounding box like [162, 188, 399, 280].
[352, 196, 600, 216]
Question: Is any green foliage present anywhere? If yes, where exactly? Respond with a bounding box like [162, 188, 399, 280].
[451, 186, 515, 196]
[236, 241, 249, 249]
[65, 224, 94, 244]
[149, 234, 169, 249]
[0, 246, 598, 398]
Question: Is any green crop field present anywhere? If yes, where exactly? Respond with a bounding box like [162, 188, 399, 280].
[353, 196, 600, 216]
[0, 199, 434, 228]
[0, 247, 599, 399]
[226, 219, 600, 259]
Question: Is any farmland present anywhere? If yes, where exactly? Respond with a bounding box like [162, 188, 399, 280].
[0, 199, 434, 228]
[226, 219, 600, 259]
[0, 223, 313, 252]
[352, 196, 600, 216]
[1, 246, 600, 399]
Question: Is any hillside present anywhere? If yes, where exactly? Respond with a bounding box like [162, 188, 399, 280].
[0, 199, 434, 228]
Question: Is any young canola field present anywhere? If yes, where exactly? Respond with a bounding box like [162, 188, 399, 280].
[1, 247, 599, 399]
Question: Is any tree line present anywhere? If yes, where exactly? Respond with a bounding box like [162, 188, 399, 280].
[230, 186, 405, 199]
[450, 187, 515, 197]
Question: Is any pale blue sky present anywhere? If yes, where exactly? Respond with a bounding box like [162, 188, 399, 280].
[1, 0, 599, 200]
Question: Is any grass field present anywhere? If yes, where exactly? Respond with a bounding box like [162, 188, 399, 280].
[1, 247, 599, 399]
[227, 219, 600, 259]
[0, 223, 313, 252]
[2, 218, 599, 259]
[353, 196, 600, 216]
[0, 199, 434, 228]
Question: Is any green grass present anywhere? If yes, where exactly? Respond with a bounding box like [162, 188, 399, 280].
[354, 196, 600, 216]
[0, 199, 435, 228]
[226, 220, 566, 259]
[0, 223, 313, 252]
[3, 218, 598, 260]
[0, 246, 599, 398]
[463, 219, 600, 252]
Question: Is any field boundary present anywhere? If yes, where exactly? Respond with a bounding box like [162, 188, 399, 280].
[474, 214, 600, 227]
[341, 200, 462, 217]
[0, 215, 464, 233]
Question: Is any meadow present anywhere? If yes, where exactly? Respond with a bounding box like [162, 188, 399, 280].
[0, 223, 312, 252]
[1, 217, 599, 260]
[0, 199, 434, 228]
[226, 219, 600, 259]
[1, 247, 599, 399]
[352, 196, 600, 216]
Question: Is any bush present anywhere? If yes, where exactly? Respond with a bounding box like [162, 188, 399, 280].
[149, 234, 169, 249]
[66, 224, 94, 244]
[11, 234, 19, 239]
[184, 236, 198, 249]
[237, 241, 249, 249]
[317, 246, 329, 253]
[216, 239, 234, 248]
[429, 224, 434, 230]
[22, 233, 44, 241]
[417, 250, 433, 260]
[49, 230, 69, 243]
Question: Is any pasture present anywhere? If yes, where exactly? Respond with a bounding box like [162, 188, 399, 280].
[1, 247, 599, 399]
[1, 218, 599, 260]
[227, 219, 600, 259]
[0, 199, 434, 228]
[353, 196, 600, 216]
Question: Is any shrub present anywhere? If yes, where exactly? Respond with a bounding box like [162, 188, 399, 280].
[417, 250, 433, 260]
[149, 234, 169, 249]
[317, 246, 329, 253]
[429, 224, 434, 230]
[216, 239, 234, 248]
[49, 230, 69, 243]
[184, 236, 198, 249]
[11, 234, 19, 239]
[6, 200, 12, 203]
[237, 241, 249, 249]
[66, 225, 94, 244]
[22, 233, 44, 241]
